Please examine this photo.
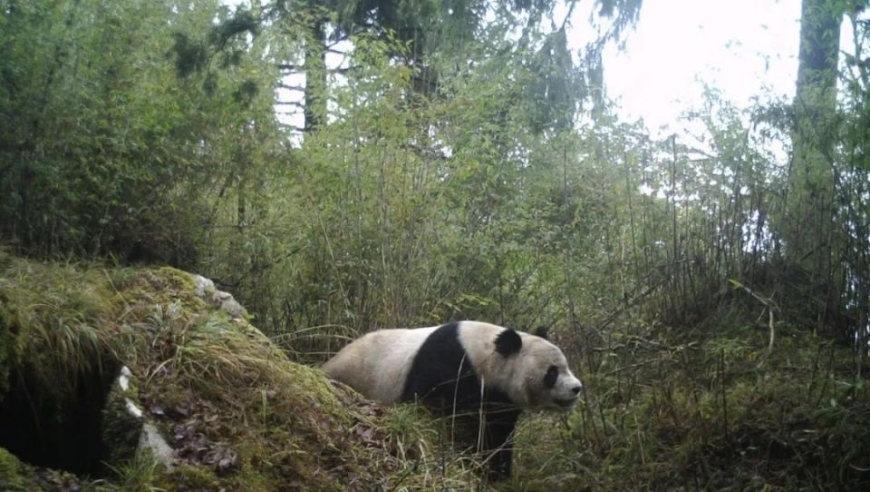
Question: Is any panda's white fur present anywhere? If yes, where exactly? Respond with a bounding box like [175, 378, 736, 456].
[322, 320, 582, 479]
[323, 325, 441, 404]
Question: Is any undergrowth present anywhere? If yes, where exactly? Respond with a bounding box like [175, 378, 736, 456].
[3, 249, 869, 491]
[511, 318, 870, 491]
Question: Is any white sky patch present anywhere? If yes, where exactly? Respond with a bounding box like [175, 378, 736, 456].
[599, 0, 802, 135]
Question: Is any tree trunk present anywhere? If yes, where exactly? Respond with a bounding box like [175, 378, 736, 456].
[784, 0, 844, 330]
[303, 14, 326, 132]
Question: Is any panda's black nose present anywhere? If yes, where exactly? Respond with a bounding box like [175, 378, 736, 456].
[571, 386, 582, 395]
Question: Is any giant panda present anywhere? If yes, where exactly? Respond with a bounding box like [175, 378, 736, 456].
[322, 320, 583, 479]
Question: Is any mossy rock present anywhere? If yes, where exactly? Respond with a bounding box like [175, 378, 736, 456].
[0, 254, 476, 491]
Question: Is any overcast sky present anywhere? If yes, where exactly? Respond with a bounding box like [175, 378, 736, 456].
[599, 0, 804, 133]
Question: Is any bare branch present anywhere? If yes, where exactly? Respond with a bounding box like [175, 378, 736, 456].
[277, 65, 355, 75]
[278, 123, 306, 132]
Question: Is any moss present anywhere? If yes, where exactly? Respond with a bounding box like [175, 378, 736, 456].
[156, 464, 221, 490]
[107, 268, 209, 318]
[0, 447, 25, 488]
[0, 448, 66, 492]
[100, 378, 145, 467]
[155, 266, 197, 291]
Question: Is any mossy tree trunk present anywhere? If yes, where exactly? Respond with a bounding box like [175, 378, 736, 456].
[783, 0, 846, 331]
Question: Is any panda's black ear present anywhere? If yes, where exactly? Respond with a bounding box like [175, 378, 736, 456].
[534, 326, 550, 340]
[494, 329, 523, 356]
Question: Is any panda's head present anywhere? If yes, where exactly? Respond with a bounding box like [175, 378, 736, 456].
[470, 324, 583, 411]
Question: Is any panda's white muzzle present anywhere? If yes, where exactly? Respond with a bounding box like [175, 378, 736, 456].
[553, 376, 583, 409]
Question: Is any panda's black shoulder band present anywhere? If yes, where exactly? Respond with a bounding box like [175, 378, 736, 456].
[494, 329, 522, 356]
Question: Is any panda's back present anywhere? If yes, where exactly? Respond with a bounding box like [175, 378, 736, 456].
[323, 325, 441, 403]
[324, 321, 511, 408]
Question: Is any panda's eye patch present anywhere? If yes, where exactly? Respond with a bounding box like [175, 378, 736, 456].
[543, 365, 559, 389]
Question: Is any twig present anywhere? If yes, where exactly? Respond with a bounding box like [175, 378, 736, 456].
[728, 278, 779, 362]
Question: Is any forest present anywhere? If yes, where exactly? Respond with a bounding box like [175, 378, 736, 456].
[2, 0, 870, 490]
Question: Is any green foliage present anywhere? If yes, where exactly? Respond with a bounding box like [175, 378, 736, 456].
[0, 0, 281, 266]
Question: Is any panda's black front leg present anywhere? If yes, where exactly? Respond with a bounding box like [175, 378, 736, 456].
[483, 409, 521, 480]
